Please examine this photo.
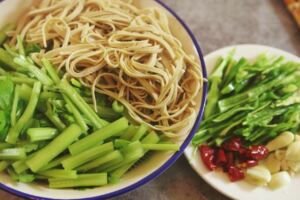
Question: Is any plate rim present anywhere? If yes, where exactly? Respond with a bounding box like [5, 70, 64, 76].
[184, 43, 300, 200]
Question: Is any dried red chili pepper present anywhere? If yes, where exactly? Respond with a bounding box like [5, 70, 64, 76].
[199, 145, 216, 171]
[215, 148, 227, 166]
[222, 137, 242, 152]
[246, 145, 269, 160]
[228, 166, 244, 182]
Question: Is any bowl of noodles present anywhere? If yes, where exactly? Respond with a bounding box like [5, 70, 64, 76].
[0, 0, 207, 199]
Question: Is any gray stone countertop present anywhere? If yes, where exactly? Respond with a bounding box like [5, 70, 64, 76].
[1, 0, 299, 200]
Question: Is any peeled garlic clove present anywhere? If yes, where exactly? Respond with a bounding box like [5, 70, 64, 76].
[287, 160, 300, 172]
[274, 149, 286, 161]
[281, 160, 289, 171]
[294, 134, 300, 141]
[266, 131, 294, 152]
[264, 154, 281, 173]
[245, 165, 271, 186]
[268, 171, 291, 190]
[286, 141, 300, 161]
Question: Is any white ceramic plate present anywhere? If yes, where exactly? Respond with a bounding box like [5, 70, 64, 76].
[0, 0, 207, 199]
[184, 44, 300, 200]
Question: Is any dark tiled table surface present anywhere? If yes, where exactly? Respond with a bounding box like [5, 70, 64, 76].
[1, 0, 299, 199]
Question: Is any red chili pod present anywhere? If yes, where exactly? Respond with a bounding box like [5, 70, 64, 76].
[222, 137, 242, 152]
[228, 166, 245, 182]
[199, 145, 216, 171]
[215, 149, 227, 166]
[246, 145, 269, 160]
[237, 160, 258, 169]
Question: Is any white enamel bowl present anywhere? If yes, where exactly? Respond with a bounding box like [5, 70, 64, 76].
[184, 44, 300, 200]
[0, 0, 207, 199]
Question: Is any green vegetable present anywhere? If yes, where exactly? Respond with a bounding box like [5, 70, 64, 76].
[0, 148, 26, 160]
[69, 117, 128, 155]
[6, 81, 41, 144]
[26, 124, 82, 172]
[62, 142, 114, 170]
[27, 128, 57, 142]
[193, 52, 300, 147]
[48, 173, 107, 188]
[38, 169, 77, 179]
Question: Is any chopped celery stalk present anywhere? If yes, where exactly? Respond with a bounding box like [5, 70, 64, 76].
[19, 83, 32, 101]
[12, 160, 28, 174]
[131, 124, 148, 141]
[78, 150, 123, 172]
[69, 117, 128, 155]
[104, 141, 144, 172]
[6, 81, 42, 144]
[142, 143, 180, 151]
[0, 148, 26, 160]
[41, 155, 70, 171]
[59, 79, 108, 129]
[41, 58, 60, 84]
[26, 124, 82, 172]
[62, 142, 114, 170]
[114, 139, 130, 149]
[0, 143, 12, 150]
[11, 85, 20, 126]
[27, 128, 58, 142]
[0, 48, 19, 70]
[16, 36, 25, 56]
[110, 131, 160, 179]
[0, 161, 8, 172]
[48, 173, 107, 188]
[112, 100, 124, 113]
[0, 23, 14, 45]
[14, 57, 53, 86]
[39, 169, 77, 179]
[96, 106, 121, 121]
[0, 76, 35, 85]
[63, 95, 88, 133]
[92, 156, 124, 173]
[120, 125, 139, 140]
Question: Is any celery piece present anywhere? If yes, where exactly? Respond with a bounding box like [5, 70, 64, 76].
[41, 58, 60, 84]
[39, 169, 77, 179]
[0, 161, 8, 172]
[0, 148, 26, 160]
[63, 95, 88, 133]
[0, 143, 12, 150]
[48, 173, 107, 188]
[59, 79, 108, 129]
[6, 82, 41, 144]
[12, 160, 28, 174]
[14, 57, 53, 86]
[69, 117, 128, 155]
[114, 139, 130, 149]
[77, 150, 123, 172]
[142, 144, 180, 151]
[27, 128, 57, 142]
[120, 125, 139, 140]
[112, 100, 124, 113]
[62, 142, 114, 170]
[110, 131, 160, 179]
[0, 48, 19, 70]
[131, 124, 148, 141]
[11, 85, 20, 126]
[16, 36, 25, 56]
[40, 155, 70, 171]
[26, 124, 82, 172]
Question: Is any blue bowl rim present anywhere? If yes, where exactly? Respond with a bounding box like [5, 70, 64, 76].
[0, 0, 208, 199]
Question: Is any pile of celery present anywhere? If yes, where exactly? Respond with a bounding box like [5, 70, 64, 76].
[0, 27, 179, 188]
[193, 51, 300, 146]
